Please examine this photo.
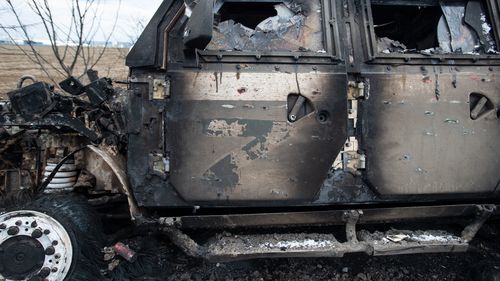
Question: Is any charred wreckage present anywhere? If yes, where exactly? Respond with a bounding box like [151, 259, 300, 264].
[1, 0, 500, 280]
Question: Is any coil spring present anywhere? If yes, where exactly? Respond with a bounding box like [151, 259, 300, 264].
[43, 160, 78, 192]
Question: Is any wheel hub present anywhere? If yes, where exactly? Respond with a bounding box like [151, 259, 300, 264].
[0, 236, 45, 280]
[0, 211, 73, 281]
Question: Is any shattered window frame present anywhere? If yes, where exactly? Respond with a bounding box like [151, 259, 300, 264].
[197, 0, 341, 64]
[363, 0, 500, 64]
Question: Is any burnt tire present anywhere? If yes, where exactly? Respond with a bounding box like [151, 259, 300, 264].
[0, 195, 105, 281]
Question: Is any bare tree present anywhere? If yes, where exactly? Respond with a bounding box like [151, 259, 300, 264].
[0, 0, 121, 84]
[113, 16, 146, 61]
[123, 16, 147, 46]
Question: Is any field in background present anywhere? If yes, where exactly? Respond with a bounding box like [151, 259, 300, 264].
[0, 45, 129, 98]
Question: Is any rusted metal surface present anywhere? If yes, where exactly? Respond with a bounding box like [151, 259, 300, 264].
[86, 145, 143, 221]
[461, 205, 496, 242]
[159, 222, 470, 262]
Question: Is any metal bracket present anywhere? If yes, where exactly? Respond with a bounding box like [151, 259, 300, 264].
[333, 137, 366, 174]
[348, 81, 365, 100]
[159, 224, 202, 258]
[343, 210, 363, 242]
[152, 79, 169, 100]
[461, 204, 496, 242]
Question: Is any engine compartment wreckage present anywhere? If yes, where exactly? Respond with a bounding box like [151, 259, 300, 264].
[1, 0, 500, 280]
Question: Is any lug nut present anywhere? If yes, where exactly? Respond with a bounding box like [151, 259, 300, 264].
[45, 246, 55, 256]
[51, 267, 58, 273]
[52, 240, 58, 246]
[0, 223, 6, 229]
[31, 221, 38, 228]
[39, 267, 51, 278]
[32, 229, 43, 239]
[15, 220, 22, 226]
[7, 226, 19, 235]
[43, 229, 51, 235]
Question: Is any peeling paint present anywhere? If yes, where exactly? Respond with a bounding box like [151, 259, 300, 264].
[205, 120, 247, 137]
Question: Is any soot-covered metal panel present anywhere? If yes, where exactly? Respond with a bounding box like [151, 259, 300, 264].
[362, 73, 500, 195]
[167, 72, 347, 204]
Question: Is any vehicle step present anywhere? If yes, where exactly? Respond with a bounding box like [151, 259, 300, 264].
[203, 230, 468, 262]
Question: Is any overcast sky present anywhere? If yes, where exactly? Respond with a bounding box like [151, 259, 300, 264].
[0, 0, 163, 43]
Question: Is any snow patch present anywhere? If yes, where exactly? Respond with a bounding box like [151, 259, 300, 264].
[410, 234, 460, 243]
[260, 239, 335, 249]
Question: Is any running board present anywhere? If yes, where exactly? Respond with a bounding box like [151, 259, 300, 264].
[159, 205, 494, 262]
[204, 230, 467, 262]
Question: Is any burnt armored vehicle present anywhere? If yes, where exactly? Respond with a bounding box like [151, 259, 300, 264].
[1, 0, 500, 280]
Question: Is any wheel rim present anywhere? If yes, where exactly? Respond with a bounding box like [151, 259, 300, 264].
[0, 210, 73, 281]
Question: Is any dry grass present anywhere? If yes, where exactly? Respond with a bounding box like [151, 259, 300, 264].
[0, 45, 129, 98]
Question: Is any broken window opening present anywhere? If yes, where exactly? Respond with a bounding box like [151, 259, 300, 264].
[218, 3, 278, 30]
[372, 0, 498, 55]
[207, 0, 325, 52]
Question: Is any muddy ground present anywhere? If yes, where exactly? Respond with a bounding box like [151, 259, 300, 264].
[106, 226, 500, 281]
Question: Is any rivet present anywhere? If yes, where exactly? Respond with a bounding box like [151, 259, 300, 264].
[7, 226, 19, 235]
[32, 229, 43, 238]
[39, 267, 51, 278]
[45, 246, 55, 256]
